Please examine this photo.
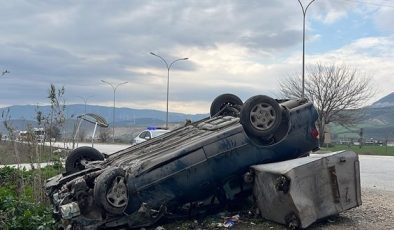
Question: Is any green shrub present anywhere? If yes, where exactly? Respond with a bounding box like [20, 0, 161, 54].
[0, 191, 55, 229]
[0, 166, 59, 229]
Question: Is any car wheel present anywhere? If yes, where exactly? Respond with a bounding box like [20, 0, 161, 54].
[94, 167, 128, 215]
[210, 94, 243, 117]
[240, 95, 282, 138]
[65, 146, 104, 174]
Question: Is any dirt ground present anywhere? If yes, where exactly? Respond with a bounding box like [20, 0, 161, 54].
[157, 188, 394, 230]
[309, 188, 394, 230]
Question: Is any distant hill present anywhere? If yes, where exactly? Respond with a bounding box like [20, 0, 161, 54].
[330, 106, 394, 140]
[3, 95, 394, 141]
[356, 92, 394, 139]
[0, 104, 207, 132]
[357, 106, 394, 139]
[371, 92, 394, 108]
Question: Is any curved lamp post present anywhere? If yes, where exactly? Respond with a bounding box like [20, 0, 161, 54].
[77, 95, 93, 113]
[298, 0, 316, 98]
[150, 52, 188, 129]
[101, 80, 128, 142]
[1, 69, 10, 77]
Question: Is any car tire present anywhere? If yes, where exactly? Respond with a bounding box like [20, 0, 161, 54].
[240, 95, 282, 138]
[65, 146, 104, 174]
[210, 94, 243, 117]
[94, 167, 128, 215]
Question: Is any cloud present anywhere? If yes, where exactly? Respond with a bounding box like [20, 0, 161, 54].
[302, 36, 394, 105]
[373, 7, 394, 33]
[0, 1, 393, 114]
[311, 0, 352, 24]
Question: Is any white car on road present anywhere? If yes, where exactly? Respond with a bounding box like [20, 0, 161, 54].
[132, 128, 170, 144]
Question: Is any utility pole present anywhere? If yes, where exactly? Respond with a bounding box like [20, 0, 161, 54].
[298, 0, 316, 98]
[101, 80, 128, 142]
[150, 52, 188, 129]
[77, 96, 93, 113]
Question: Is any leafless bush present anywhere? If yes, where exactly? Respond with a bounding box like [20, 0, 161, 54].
[99, 127, 111, 143]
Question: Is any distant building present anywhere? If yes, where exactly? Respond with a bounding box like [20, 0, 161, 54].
[18, 128, 45, 142]
[1, 135, 9, 141]
[387, 141, 394, 147]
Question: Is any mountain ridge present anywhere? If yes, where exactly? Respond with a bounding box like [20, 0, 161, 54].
[2, 92, 394, 140]
[371, 92, 394, 108]
[0, 104, 208, 124]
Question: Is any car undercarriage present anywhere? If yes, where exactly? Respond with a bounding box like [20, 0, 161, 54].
[45, 94, 320, 229]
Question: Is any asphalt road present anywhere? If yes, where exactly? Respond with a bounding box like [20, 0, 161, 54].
[358, 155, 394, 191]
[48, 141, 130, 154]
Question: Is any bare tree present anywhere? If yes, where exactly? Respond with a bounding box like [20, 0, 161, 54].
[99, 127, 111, 143]
[280, 63, 374, 143]
[35, 84, 66, 175]
[78, 128, 87, 142]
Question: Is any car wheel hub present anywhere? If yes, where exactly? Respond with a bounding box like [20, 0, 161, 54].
[250, 103, 276, 131]
[106, 176, 128, 208]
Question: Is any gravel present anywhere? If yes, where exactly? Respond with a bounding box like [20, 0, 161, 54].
[160, 187, 394, 230]
[309, 188, 394, 230]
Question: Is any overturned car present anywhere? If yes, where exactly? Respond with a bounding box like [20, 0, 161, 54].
[45, 94, 320, 229]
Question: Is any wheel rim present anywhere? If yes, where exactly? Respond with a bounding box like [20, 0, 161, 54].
[74, 157, 85, 170]
[106, 176, 128, 208]
[249, 102, 276, 131]
[74, 156, 92, 170]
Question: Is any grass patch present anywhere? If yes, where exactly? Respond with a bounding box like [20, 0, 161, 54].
[320, 144, 394, 156]
[0, 141, 66, 165]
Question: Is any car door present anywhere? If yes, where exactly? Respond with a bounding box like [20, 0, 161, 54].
[135, 131, 149, 144]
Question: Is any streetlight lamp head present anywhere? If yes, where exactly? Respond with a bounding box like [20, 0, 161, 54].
[183, 58, 189, 60]
[150, 52, 157, 56]
[1, 69, 10, 76]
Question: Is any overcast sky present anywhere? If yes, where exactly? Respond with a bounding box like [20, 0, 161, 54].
[0, 0, 393, 114]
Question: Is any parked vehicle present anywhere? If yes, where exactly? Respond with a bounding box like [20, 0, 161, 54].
[132, 128, 170, 144]
[45, 94, 320, 229]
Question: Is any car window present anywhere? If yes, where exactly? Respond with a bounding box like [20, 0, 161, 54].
[146, 132, 152, 139]
[139, 131, 148, 138]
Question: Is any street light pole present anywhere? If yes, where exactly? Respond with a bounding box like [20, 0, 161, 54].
[77, 96, 92, 113]
[1, 69, 10, 77]
[101, 80, 128, 143]
[150, 52, 188, 129]
[298, 0, 316, 98]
